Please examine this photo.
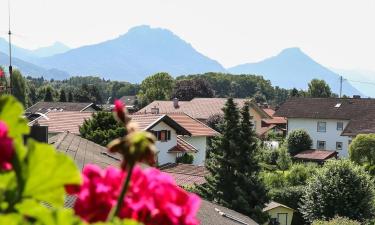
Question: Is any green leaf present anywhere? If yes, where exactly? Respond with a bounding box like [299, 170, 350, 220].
[93, 218, 143, 225]
[16, 199, 84, 225]
[22, 140, 81, 207]
[16, 199, 54, 224]
[0, 213, 25, 225]
[0, 95, 29, 140]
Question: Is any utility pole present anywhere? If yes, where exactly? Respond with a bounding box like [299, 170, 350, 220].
[8, 0, 12, 95]
[339, 75, 343, 98]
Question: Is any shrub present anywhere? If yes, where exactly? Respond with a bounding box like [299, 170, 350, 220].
[286, 129, 312, 155]
[176, 153, 194, 164]
[312, 216, 361, 225]
[300, 160, 375, 222]
[349, 134, 375, 176]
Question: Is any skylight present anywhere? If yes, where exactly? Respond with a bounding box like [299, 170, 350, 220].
[334, 103, 341, 108]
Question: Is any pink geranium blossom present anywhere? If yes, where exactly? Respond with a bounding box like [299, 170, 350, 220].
[0, 121, 14, 171]
[114, 99, 126, 123]
[68, 165, 200, 225]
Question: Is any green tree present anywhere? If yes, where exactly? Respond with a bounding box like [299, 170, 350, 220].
[349, 134, 375, 175]
[290, 88, 300, 97]
[59, 89, 67, 102]
[286, 129, 312, 155]
[197, 99, 268, 223]
[300, 160, 375, 222]
[44, 86, 54, 102]
[138, 72, 174, 106]
[79, 111, 126, 146]
[172, 78, 214, 101]
[276, 146, 292, 172]
[11, 70, 27, 106]
[68, 90, 74, 102]
[308, 79, 332, 98]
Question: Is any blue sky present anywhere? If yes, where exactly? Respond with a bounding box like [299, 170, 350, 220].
[0, 0, 374, 73]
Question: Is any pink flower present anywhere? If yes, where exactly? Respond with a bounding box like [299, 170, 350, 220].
[114, 99, 126, 123]
[69, 165, 200, 225]
[0, 121, 14, 171]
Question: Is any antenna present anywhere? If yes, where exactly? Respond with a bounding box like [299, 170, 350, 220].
[339, 75, 342, 98]
[8, 0, 13, 95]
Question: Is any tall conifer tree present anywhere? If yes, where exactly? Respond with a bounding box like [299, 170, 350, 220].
[197, 99, 268, 223]
[59, 89, 67, 102]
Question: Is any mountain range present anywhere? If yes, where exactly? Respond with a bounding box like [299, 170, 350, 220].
[0, 25, 367, 96]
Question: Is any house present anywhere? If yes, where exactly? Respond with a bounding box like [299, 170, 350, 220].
[29, 111, 93, 137]
[293, 149, 338, 164]
[138, 98, 272, 135]
[25, 101, 99, 122]
[129, 113, 219, 165]
[159, 163, 209, 187]
[263, 201, 294, 225]
[260, 107, 287, 139]
[274, 97, 375, 157]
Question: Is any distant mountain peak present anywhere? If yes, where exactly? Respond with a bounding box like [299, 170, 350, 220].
[276, 47, 309, 59]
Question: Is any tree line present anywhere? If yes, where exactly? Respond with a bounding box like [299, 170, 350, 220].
[4, 68, 337, 109]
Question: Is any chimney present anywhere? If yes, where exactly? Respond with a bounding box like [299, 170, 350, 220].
[151, 106, 159, 114]
[173, 98, 179, 108]
[353, 95, 361, 99]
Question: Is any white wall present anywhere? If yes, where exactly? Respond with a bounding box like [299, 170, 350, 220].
[181, 136, 207, 165]
[287, 118, 351, 157]
[150, 121, 177, 165]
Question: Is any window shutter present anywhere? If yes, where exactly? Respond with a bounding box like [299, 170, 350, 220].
[167, 130, 171, 140]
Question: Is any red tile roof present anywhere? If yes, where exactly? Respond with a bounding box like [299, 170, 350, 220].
[263, 108, 276, 117]
[32, 111, 93, 134]
[262, 117, 287, 125]
[293, 149, 338, 161]
[168, 113, 219, 136]
[259, 124, 276, 136]
[129, 113, 218, 137]
[168, 136, 198, 153]
[138, 98, 270, 120]
[128, 114, 165, 130]
[159, 163, 208, 186]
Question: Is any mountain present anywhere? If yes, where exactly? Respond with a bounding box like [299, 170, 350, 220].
[331, 68, 375, 97]
[36, 25, 226, 82]
[0, 51, 69, 80]
[228, 48, 361, 96]
[32, 42, 70, 57]
[0, 38, 36, 62]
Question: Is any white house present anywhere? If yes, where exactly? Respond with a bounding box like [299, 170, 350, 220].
[129, 113, 219, 166]
[275, 97, 375, 157]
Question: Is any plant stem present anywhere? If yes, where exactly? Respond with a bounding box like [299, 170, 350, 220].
[107, 162, 135, 221]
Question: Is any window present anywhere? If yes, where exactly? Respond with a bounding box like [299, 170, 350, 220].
[337, 122, 343, 131]
[336, 142, 343, 150]
[348, 139, 352, 145]
[317, 140, 326, 149]
[151, 130, 171, 142]
[317, 122, 326, 132]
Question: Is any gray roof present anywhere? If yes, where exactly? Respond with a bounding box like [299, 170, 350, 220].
[26, 102, 97, 114]
[198, 200, 258, 225]
[49, 132, 120, 171]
